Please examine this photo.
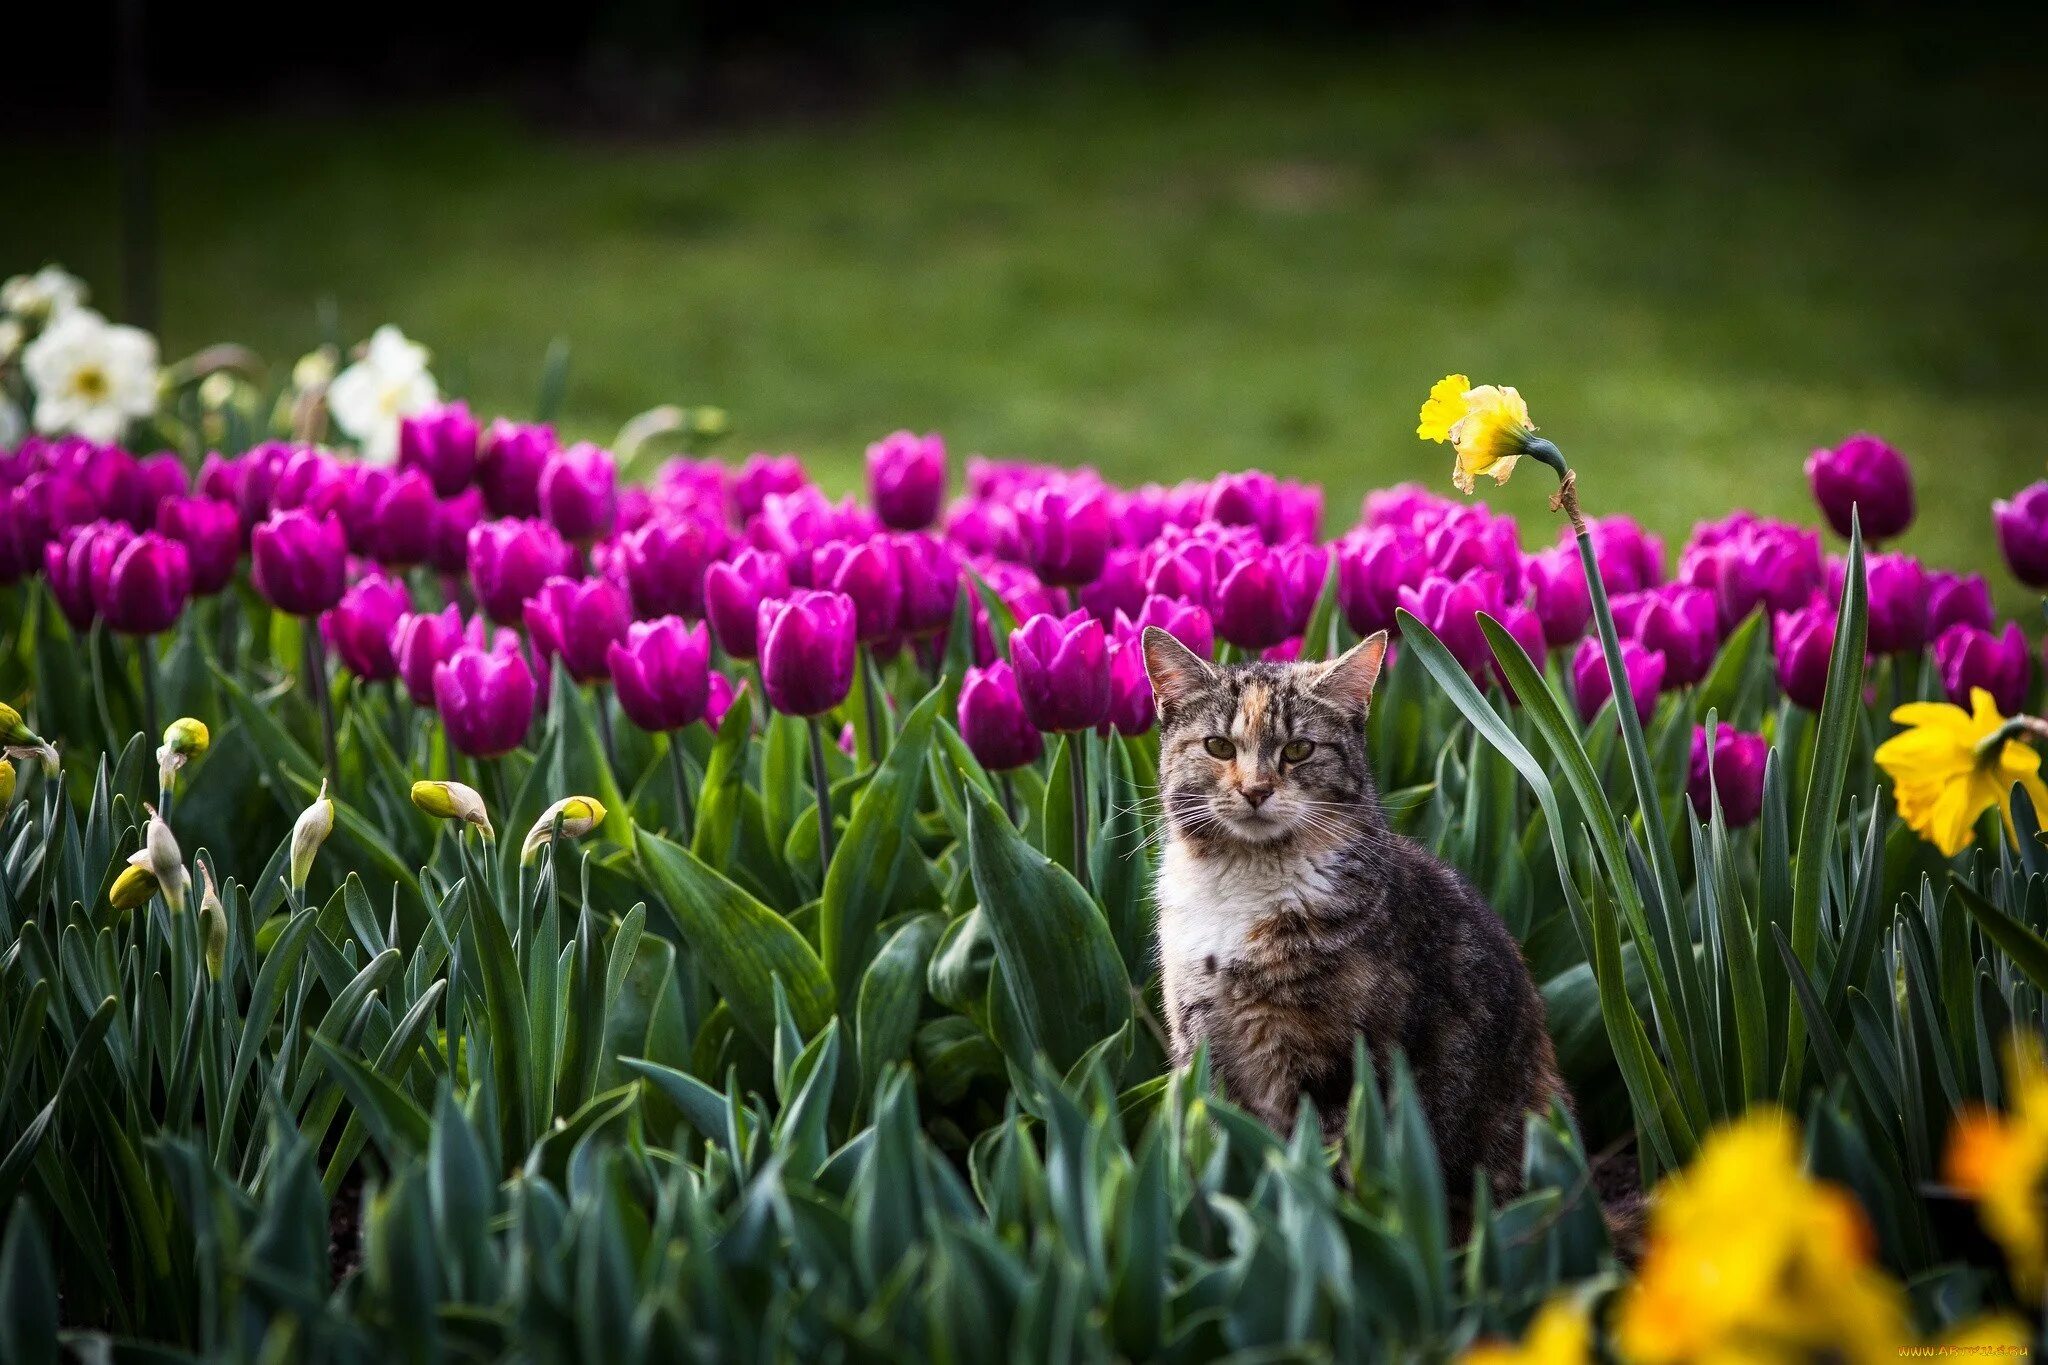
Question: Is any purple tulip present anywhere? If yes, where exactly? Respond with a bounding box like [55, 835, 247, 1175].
[731, 453, 809, 522]
[747, 488, 873, 577]
[323, 574, 411, 681]
[1935, 622, 2031, 716]
[156, 495, 241, 596]
[814, 537, 903, 643]
[1843, 552, 1930, 657]
[968, 559, 1062, 666]
[1211, 544, 1295, 651]
[866, 430, 947, 531]
[1336, 526, 1430, 638]
[1927, 570, 1995, 636]
[270, 447, 349, 518]
[538, 442, 618, 543]
[94, 530, 190, 636]
[391, 605, 490, 706]
[1806, 434, 1914, 542]
[1274, 542, 1330, 637]
[616, 516, 721, 620]
[891, 532, 961, 637]
[362, 467, 439, 567]
[1689, 725, 1770, 827]
[433, 645, 537, 758]
[1526, 544, 1593, 647]
[1500, 604, 1549, 671]
[704, 672, 738, 731]
[608, 617, 711, 732]
[429, 489, 484, 577]
[1118, 594, 1214, 660]
[756, 590, 858, 717]
[1396, 571, 1506, 685]
[477, 420, 556, 519]
[1275, 480, 1323, 544]
[116, 453, 189, 531]
[1694, 518, 1825, 630]
[1575, 516, 1666, 596]
[398, 401, 481, 496]
[44, 521, 123, 629]
[525, 576, 632, 683]
[1362, 482, 1454, 535]
[467, 518, 572, 626]
[1145, 538, 1218, 604]
[1078, 547, 1150, 626]
[1010, 609, 1111, 733]
[1202, 470, 1282, 542]
[704, 548, 792, 660]
[945, 499, 1024, 560]
[0, 480, 54, 584]
[252, 509, 348, 617]
[1101, 638, 1155, 736]
[1111, 484, 1172, 546]
[1994, 482, 2048, 588]
[1021, 483, 1113, 587]
[958, 661, 1044, 770]
[1772, 598, 1840, 711]
[1572, 635, 1666, 725]
[1614, 584, 1720, 688]
[1424, 505, 1524, 602]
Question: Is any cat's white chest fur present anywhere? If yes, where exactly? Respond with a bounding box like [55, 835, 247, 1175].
[1153, 839, 1337, 1026]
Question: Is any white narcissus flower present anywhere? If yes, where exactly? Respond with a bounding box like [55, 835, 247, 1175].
[0, 317, 24, 361]
[326, 325, 438, 462]
[20, 308, 160, 442]
[1, 265, 88, 324]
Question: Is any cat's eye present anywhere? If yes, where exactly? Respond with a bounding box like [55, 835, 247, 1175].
[1281, 739, 1316, 763]
[1203, 736, 1235, 760]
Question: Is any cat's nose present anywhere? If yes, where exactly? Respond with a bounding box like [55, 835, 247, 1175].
[1241, 783, 1275, 809]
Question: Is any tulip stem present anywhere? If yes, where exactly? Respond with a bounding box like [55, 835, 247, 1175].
[593, 687, 619, 777]
[668, 731, 695, 842]
[1069, 734, 1090, 895]
[807, 716, 837, 875]
[999, 773, 1018, 827]
[136, 634, 161, 742]
[861, 647, 886, 767]
[303, 627, 339, 778]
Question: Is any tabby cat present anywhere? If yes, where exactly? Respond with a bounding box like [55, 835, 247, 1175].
[1140, 626, 1568, 1197]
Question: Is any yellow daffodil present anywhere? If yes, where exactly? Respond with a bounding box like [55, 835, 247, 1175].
[1874, 689, 2048, 857]
[1615, 1108, 1910, 1364]
[1945, 1035, 2048, 1295]
[0, 757, 14, 811]
[1416, 373, 1539, 494]
[1461, 1297, 1590, 1365]
[109, 861, 159, 914]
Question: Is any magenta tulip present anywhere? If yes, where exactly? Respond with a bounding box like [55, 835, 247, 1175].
[252, 509, 347, 617]
[538, 442, 618, 543]
[1689, 725, 1769, 827]
[1935, 622, 2030, 716]
[1010, 609, 1110, 733]
[866, 430, 947, 531]
[704, 548, 792, 660]
[525, 576, 632, 683]
[1572, 635, 1665, 725]
[957, 661, 1044, 770]
[1806, 434, 1913, 542]
[1994, 482, 2048, 589]
[156, 494, 241, 596]
[477, 420, 555, 519]
[757, 590, 858, 717]
[608, 617, 711, 732]
[323, 574, 412, 681]
[814, 537, 903, 644]
[398, 401, 481, 496]
[433, 645, 538, 758]
[467, 518, 572, 626]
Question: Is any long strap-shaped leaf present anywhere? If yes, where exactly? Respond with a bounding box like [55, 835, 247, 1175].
[1781, 518, 1867, 1100]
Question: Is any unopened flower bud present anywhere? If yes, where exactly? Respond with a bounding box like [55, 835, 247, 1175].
[521, 796, 606, 864]
[410, 780, 494, 841]
[290, 780, 335, 890]
[144, 804, 189, 913]
[157, 717, 210, 792]
[0, 759, 14, 811]
[198, 863, 227, 979]
[110, 860, 158, 913]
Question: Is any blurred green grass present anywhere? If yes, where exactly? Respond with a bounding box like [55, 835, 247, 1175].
[6, 20, 2044, 593]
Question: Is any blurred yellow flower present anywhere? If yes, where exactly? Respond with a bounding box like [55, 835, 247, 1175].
[1461, 1297, 1590, 1365]
[0, 757, 14, 810]
[1874, 689, 2048, 857]
[1614, 1109, 1909, 1364]
[1416, 374, 1538, 494]
[521, 795, 607, 863]
[1945, 1035, 2048, 1296]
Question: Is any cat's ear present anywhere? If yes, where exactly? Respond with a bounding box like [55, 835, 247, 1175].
[1141, 626, 1215, 721]
[1311, 631, 1387, 714]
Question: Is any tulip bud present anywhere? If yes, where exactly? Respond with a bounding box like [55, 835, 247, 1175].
[477, 419, 556, 519]
[537, 442, 619, 543]
[467, 517, 572, 625]
[1994, 482, 2048, 589]
[197, 862, 228, 979]
[1771, 598, 1839, 711]
[410, 779, 494, 841]
[0, 758, 14, 811]
[290, 780, 335, 890]
[957, 661, 1043, 771]
[607, 618, 711, 733]
[433, 644, 539, 758]
[157, 495, 242, 596]
[251, 508, 348, 617]
[144, 804, 189, 913]
[865, 430, 947, 531]
[111, 860, 158, 913]
[1571, 635, 1666, 726]
[323, 573, 413, 682]
[524, 575, 631, 683]
[1934, 622, 2031, 717]
[1688, 725, 1770, 828]
[521, 795, 606, 864]
[1010, 609, 1111, 733]
[756, 590, 858, 717]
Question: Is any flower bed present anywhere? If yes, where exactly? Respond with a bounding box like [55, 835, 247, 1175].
[3, 270, 2048, 1359]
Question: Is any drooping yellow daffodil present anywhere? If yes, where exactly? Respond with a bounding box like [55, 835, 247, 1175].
[1460, 1297, 1590, 1365]
[521, 796, 607, 864]
[1416, 374, 1539, 494]
[1945, 1034, 2048, 1296]
[1874, 688, 2048, 857]
[1614, 1108, 1910, 1364]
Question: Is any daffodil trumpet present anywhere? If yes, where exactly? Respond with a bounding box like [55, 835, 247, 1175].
[1877, 689, 2048, 856]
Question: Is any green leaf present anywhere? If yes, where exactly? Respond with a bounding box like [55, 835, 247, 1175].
[1951, 878, 2048, 989]
[821, 686, 943, 1006]
[0, 1202, 57, 1365]
[689, 682, 755, 867]
[965, 780, 1131, 1072]
[634, 825, 834, 1051]
[857, 914, 946, 1109]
